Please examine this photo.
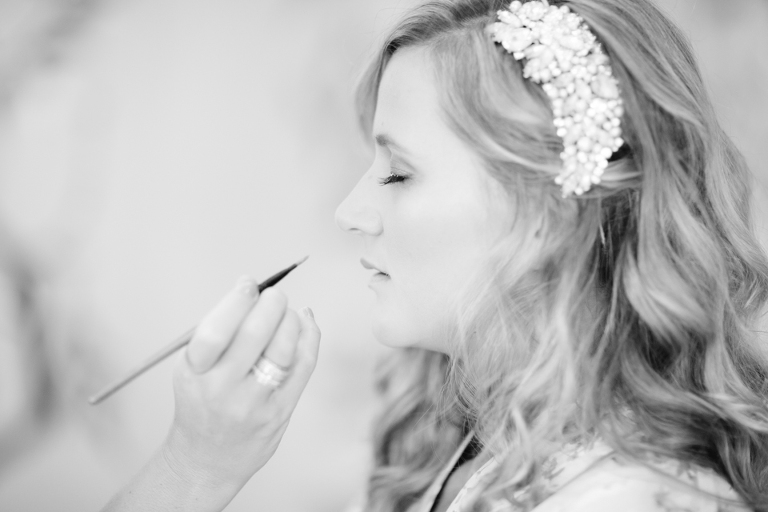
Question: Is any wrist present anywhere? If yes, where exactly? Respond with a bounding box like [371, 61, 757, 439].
[159, 433, 244, 503]
[101, 438, 244, 512]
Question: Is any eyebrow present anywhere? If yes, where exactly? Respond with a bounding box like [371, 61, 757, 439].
[374, 133, 412, 156]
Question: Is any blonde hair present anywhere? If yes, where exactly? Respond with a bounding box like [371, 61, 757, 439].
[356, 1, 768, 511]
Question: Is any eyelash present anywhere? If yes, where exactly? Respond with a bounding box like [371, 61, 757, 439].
[378, 171, 408, 186]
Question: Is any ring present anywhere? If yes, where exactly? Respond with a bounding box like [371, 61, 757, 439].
[251, 356, 290, 389]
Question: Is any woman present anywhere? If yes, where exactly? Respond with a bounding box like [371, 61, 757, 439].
[103, 0, 768, 511]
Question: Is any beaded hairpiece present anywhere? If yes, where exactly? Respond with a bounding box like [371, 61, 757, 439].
[488, 0, 624, 197]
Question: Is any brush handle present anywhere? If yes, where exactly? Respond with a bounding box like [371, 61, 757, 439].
[87, 257, 307, 405]
[88, 327, 196, 405]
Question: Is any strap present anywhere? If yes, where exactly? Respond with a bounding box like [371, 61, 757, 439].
[415, 432, 475, 512]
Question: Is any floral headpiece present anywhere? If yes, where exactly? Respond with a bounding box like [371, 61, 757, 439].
[488, 0, 624, 197]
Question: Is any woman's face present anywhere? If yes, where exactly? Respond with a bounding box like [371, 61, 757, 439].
[335, 46, 512, 353]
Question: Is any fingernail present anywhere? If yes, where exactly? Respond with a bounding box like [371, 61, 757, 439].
[301, 307, 314, 319]
[236, 275, 259, 298]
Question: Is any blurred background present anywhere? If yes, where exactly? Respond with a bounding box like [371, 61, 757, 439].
[0, 0, 765, 511]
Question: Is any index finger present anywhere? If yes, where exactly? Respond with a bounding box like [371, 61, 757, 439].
[186, 275, 260, 373]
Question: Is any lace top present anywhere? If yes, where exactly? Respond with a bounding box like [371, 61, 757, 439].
[404, 434, 745, 512]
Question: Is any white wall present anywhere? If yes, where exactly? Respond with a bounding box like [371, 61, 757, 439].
[0, 1, 765, 511]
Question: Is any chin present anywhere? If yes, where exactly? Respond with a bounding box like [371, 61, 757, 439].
[371, 319, 410, 348]
[370, 316, 449, 353]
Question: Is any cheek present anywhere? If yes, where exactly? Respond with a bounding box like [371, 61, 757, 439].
[377, 191, 496, 349]
[395, 190, 493, 286]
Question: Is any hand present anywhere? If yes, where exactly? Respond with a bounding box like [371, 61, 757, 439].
[162, 276, 320, 492]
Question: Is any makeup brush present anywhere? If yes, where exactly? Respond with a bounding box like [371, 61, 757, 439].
[88, 256, 309, 405]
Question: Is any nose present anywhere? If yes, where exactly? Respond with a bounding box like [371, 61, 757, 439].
[335, 172, 383, 236]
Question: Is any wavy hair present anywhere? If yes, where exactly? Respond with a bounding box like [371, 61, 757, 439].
[355, 1, 768, 511]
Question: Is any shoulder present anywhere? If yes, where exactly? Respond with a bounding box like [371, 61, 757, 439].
[532, 453, 745, 512]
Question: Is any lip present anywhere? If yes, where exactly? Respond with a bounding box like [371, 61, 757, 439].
[369, 273, 390, 285]
[360, 257, 389, 277]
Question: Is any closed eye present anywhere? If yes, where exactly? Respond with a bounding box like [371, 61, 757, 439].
[378, 173, 408, 186]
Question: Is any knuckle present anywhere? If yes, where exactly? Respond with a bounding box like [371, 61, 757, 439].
[230, 401, 253, 424]
[198, 379, 226, 411]
[297, 344, 318, 370]
[273, 316, 299, 347]
[268, 339, 294, 362]
[201, 379, 225, 403]
[253, 401, 279, 422]
[260, 287, 288, 309]
[301, 328, 321, 350]
[301, 314, 321, 336]
[282, 309, 301, 335]
[240, 312, 269, 340]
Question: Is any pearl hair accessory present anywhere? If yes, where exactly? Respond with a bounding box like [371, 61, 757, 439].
[488, 0, 625, 197]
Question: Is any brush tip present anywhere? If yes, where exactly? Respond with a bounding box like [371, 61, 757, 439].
[295, 255, 309, 266]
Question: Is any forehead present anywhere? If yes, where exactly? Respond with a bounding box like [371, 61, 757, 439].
[374, 47, 443, 138]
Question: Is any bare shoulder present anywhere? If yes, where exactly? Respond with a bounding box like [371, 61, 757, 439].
[531, 454, 746, 512]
